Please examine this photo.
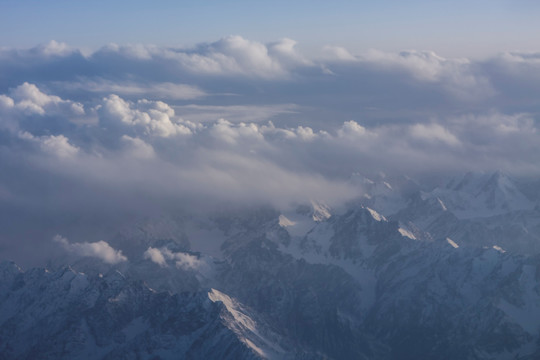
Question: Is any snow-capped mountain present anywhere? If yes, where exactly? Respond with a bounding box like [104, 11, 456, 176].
[357, 171, 540, 256]
[0, 260, 299, 360]
[2, 172, 540, 359]
[430, 171, 535, 219]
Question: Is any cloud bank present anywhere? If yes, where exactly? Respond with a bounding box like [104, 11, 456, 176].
[2, 36, 540, 265]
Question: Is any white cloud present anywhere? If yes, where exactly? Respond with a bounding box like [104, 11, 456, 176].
[295, 126, 317, 141]
[17, 131, 79, 158]
[53, 235, 127, 264]
[337, 120, 369, 139]
[36, 40, 73, 57]
[40, 134, 80, 158]
[143, 247, 167, 267]
[11, 82, 85, 116]
[4, 37, 540, 266]
[360, 49, 494, 99]
[100, 95, 192, 137]
[103, 42, 153, 60]
[59, 79, 206, 100]
[268, 38, 312, 66]
[98, 36, 310, 79]
[409, 123, 460, 146]
[209, 119, 264, 145]
[0, 94, 14, 109]
[322, 45, 357, 61]
[121, 135, 155, 159]
[143, 247, 203, 270]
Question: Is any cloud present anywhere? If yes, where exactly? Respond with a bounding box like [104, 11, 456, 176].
[359, 49, 495, 100]
[39, 134, 80, 158]
[99, 94, 192, 137]
[58, 79, 206, 100]
[209, 119, 264, 145]
[53, 235, 127, 264]
[1, 82, 539, 215]
[17, 131, 79, 158]
[409, 123, 460, 146]
[34, 40, 74, 57]
[92, 36, 305, 79]
[9, 82, 85, 117]
[321, 45, 357, 61]
[2, 38, 540, 265]
[143, 247, 203, 270]
[120, 135, 155, 159]
[176, 36, 287, 78]
[337, 120, 368, 139]
[143, 247, 167, 267]
[174, 104, 299, 124]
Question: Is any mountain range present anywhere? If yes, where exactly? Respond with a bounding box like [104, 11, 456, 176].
[1, 171, 540, 359]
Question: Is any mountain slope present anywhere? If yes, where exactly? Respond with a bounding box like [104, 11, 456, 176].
[0, 261, 276, 360]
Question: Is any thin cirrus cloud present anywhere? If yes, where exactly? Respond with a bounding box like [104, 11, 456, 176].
[1, 36, 540, 265]
[59, 79, 207, 101]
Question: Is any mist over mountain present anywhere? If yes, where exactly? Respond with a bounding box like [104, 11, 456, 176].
[2, 35, 540, 359]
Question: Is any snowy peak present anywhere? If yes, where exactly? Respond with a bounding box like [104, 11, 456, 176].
[0, 264, 271, 360]
[351, 173, 412, 216]
[294, 201, 332, 222]
[209, 289, 288, 360]
[296, 205, 413, 266]
[310, 201, 332, 222]
[432, 171, 534, 219]
[351, 173, 394, 197]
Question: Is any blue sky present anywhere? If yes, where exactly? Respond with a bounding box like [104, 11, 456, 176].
[1, 0, 539, 57]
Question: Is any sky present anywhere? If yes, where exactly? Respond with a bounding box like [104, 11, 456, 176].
[2, 0, 540, 58]
[2, 1, 540, 265]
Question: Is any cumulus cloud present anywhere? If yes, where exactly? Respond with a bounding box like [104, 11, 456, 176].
[176, 36, 287, 78]
[91, 36, 303, 79]
[143, 247, 203, 270]
[53, 235, 127, 264]
[34, 40, 74, 57]
[40, 134, 80, 158]
[17, 131, 79, 158]
[120, 135, 155, 159]
[2, 37, 540, 265]
[337, 120, 368, 139]
[99, 94, 192, 137]
[143, 247, 167, 267]
[11, 82, 85, 116]
[358, 49, 495, 100]
[0, 83, 87, 136]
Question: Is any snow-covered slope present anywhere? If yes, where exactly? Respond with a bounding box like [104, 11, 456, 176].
[354, 171, 540, 256]
[431, 171, 535, 219]
[0, 261, 285, 360]
[3, 178, 540, 359]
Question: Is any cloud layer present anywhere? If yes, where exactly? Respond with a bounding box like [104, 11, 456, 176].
[2, 36, 540, 265]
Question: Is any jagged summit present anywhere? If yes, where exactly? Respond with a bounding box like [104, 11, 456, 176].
[3, 173, 540, 359]
[432, 171, 534, 219]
